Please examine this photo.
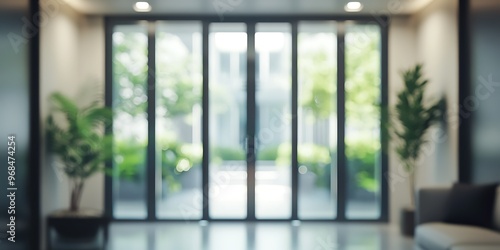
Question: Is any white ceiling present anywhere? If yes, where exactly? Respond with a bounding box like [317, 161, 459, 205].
[63, 0, 435, 15]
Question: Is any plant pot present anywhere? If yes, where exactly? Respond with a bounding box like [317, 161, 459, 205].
[400, 207, 415, 236]
[48, 209, 105, 239]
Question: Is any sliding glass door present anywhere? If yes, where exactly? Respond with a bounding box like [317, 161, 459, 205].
[111, 24, 149, 219]
[208, 23, 248, 219]
[107, 18, 387, 221]
[207, 22, 293, 219]
[344, 24, 382, 219]
[254, 23, 292, 219]
[297, 21, 338, 219]
[155, 21, 203, 219]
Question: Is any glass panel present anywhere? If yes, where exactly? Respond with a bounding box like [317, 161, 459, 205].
[0, 3, 31, 249]
[345, 24, 381, 219]
[112, 25, 148, 219]
[209, 23, 247, 219]
[155, 22, 203, 219]
[297, 21, 338, 219]
[470, 1, 500, 183]
[255, 23, 292, 219]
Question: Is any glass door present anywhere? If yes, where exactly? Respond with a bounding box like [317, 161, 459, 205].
[155, 21, 203, 219]
[297, 21, 338, 219]
[254, 23, 292, 219]
[208, 23, 248, 219]
[209, 23, 294, 220]
[108, 19, 387, 222]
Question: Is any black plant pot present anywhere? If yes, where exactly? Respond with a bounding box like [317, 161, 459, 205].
[400, 208, 415, 236]
[48, 210, 105, 239]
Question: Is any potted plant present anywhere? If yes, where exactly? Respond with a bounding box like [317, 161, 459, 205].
[390, 64, 443, 236]
[46, 92, 112, 239]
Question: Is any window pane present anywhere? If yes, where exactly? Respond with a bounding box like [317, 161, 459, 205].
[112, 24, 148, 219]
[255, 23, 292, 219]
[155, 22, 203, 219]
[297, 21, 338, 219]
[345, 24, 381, 219]
[209, 23, 247, 219]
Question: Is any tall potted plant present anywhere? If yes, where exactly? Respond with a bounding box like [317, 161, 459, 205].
[46, 92, 112, 238]
[390, 64, 443, 236]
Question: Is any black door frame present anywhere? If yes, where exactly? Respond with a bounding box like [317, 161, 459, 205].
[105, 15, 389, 223]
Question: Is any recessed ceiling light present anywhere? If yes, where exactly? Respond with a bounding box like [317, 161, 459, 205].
[345, 1, 363, 12]
[133, 1, 151, 12]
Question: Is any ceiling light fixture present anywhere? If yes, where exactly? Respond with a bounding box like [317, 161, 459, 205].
[345, 1, 363, 12]
[133, 1, 152, 12]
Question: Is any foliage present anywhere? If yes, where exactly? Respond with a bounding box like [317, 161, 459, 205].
[211, 146, 246, 163]
[276, 143, 332, 187]
[300, 51, 336, 119]
[346, 139, 380, 192]
[257, 146, 279, 161]
[112, 31, 148, 116]
[161, 140, 202, 191]
[344, 25, 382, 194]
[113, 31, 201, 118]
[114, 138, 202, 192]
[111, 25, 387, 198]
[394, 64, 442, 168]
[113, 30, 202, 192]
[274, 141, 379, 190]
[156, 32, 201, 117]
[114, 139, 146, 181]
[46, 92, 112, 211]
[345, 25, 381, 129]
[391, 64, 443, 207]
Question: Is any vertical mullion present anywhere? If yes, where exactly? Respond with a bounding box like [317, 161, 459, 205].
[458, 0, 471, 183]
[336, 22, 346, 221]
[104, 18, 113, 219]
[380, 19, 390, 222]
[29, 0, 41, 247]
[202, 21, 210, 220]
[291, 21, 299, 220]
[146, 21, 157, 221]
[247, 22, 256, 220]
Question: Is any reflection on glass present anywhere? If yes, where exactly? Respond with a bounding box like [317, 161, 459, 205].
[155, 22, 203, 219]
[345, 24, 381, 219]
[255, 23, 292, 219]
[209, 23, 247, 219]
[0, 4, 30, 249]
[112, 25, 148, 219]
[297, 21, 338, 219]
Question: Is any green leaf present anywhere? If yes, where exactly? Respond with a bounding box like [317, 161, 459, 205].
[390, 64, 443, 172]
[46, 92, 113, 182]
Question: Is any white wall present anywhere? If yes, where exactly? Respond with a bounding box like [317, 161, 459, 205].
[413, 0, 458, 187]
[40, 0, 80, 221]
[388, 0, 458, 226]
[40, 0, 104, 247]
[388, 15, 417, 225]
[76, 15, 106, 213]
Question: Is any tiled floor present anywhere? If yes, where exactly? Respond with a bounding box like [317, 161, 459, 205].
[107, 222, 414, 250]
